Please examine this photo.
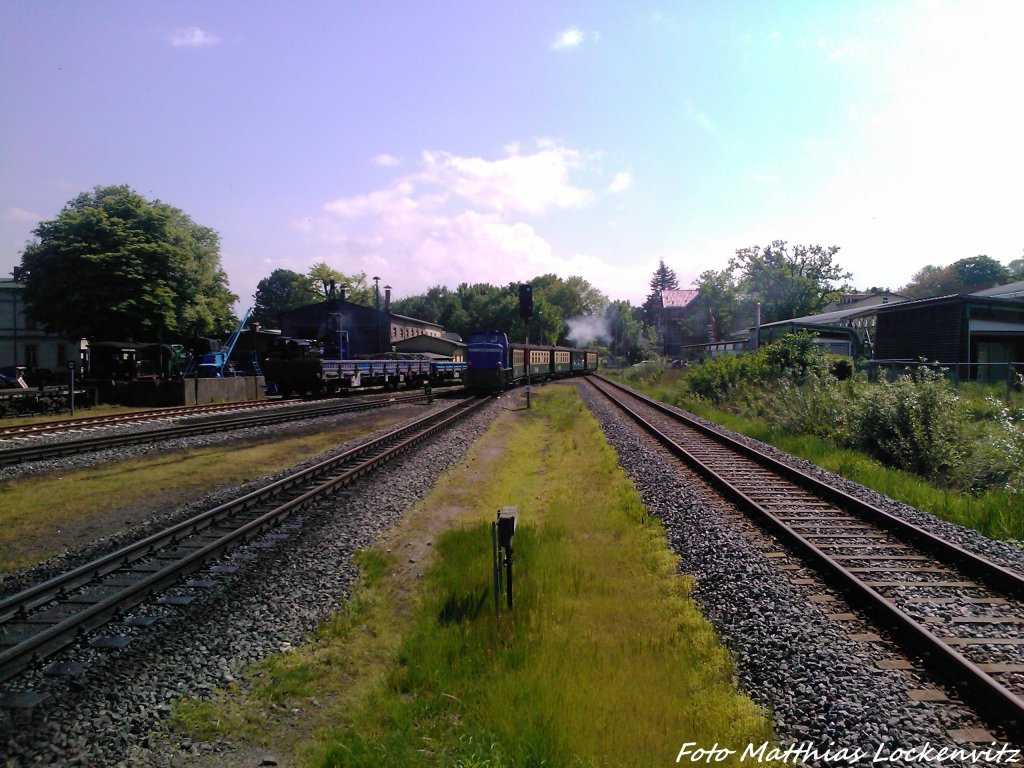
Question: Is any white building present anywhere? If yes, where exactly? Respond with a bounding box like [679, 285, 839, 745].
[0, 278, 82, 374]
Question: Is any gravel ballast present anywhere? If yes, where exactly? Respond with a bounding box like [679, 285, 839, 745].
[4, 382, 1021, 766]
[576, 381, 1018, 766]
[0, 397, 502, 767]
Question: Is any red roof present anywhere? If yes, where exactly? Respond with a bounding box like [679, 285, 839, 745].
[660, 289, 699, 308]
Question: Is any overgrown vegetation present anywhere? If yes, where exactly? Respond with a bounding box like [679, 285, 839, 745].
[172, 386, 779, 766]
[612, 335, 1023, 538]
[0, 417, 405, 576]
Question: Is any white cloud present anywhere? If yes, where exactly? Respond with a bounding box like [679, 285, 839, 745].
[4, 207, 43, 224]
[551, 27, 584, 51]
[372, 154, 400, 167]
[169, 27, 221, 47]
[420, 144, 593, 214]
[296, 143, 629, 299]
[609, 172, 631, 193]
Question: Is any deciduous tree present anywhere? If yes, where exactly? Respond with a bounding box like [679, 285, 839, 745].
[18, 185, 236, 340]
[730, 241, 849, 323]
[307, 262, 372, 305]
[252, 269, 319, 326]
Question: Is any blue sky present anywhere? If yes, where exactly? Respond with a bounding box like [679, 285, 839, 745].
[2, 1, 1022, 310]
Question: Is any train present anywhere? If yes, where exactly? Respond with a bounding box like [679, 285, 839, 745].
[261, 337, 467, 397]
[465, 331, 599, 391]
[0, 367, 83, 417]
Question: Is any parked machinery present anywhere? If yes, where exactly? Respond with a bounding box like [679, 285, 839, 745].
[261, 336, 466, 397]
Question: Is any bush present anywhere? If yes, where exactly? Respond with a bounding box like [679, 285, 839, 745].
[759, 332, 830, 383]
[966, 398, 1024, 494]
[683, 353, 763, 404]
[850, 365, 965, 480]
[829, 355, 854, 381]
[759, 372, 855, 441]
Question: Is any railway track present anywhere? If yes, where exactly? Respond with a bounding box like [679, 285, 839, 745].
[0, 394, 489, 694]
[588, 374, 1024, 741]
[0, 398, 296, 439]
[0, 390, 436, 467]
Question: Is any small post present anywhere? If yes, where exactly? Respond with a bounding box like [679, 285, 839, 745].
[493, 506, 517, 613]
[491, 520, 500, 616]
[526, 325, 531, 409]
[67, 361, 77, 416]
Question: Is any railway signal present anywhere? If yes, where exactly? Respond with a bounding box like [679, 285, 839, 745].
[518, 283, 533, 320]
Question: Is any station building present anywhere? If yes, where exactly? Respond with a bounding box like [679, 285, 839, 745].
[0, 278, 82, 378]
[277, 285, 444, 358]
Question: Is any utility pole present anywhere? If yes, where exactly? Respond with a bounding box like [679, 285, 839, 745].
[519, 284, 533, 408]
[373, 276, 381, 353]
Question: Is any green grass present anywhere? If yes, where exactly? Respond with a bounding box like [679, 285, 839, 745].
[0, 417, 405, 575]
[172, 385, 779, 767]
[0, 403, 148, 427]
[604, 370, 1024, 542]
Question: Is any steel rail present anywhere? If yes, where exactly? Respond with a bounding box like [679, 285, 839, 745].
[589, 375, 1024, 739]
[0, 390, 431, 467]
[0, 398, 296, 438]
[0, 394, 460, 616]
[593, 375, 1024, 597]
[0, 395, 489, 684]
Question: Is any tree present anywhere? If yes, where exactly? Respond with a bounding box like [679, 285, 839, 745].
[642, 259, 679, 327]
[684, 268, 742, 342]
[1008, 254, 1024, 280]
[252, 269, 319, 326]
[901, 264, 957, 298]
[604, 300, 647, 363]
[951, 255, 1009, 289]
[307, 262, 373, 305]
[730, 241, 849, 323]
[528, 274, 608, 344]
[902, 256, 1011, 298]
[391, 285, 454, 326]
[18, 185, 236, 340]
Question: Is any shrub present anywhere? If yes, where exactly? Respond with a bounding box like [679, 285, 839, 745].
[829, 355, 854, 381]
[966, 398, 1024, 494]
[683, 353, 763, 404]
[760, 372, 855, 441]
[759, 331, 830, 383]
[850, 364, 966, 480]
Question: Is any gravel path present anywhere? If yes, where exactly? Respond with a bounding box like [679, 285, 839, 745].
[0, 397, 502, 767]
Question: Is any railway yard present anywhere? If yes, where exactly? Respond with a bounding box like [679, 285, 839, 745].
[1, 380, 1024, 766]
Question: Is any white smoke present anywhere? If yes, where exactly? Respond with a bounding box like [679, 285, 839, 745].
[565, 315, 611, 347]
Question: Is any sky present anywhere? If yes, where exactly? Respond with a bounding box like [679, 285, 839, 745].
[2, 1, 1022, 312]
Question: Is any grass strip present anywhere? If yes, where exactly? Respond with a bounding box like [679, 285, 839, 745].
[173, 384, 778, 767]
[0, 417, 404, 575]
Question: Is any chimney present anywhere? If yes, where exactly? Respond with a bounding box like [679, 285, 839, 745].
[384, 285, 392, 314]
[339, 284, 347, 303]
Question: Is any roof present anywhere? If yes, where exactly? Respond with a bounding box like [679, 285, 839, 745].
[660, 289, 699, 309]
[758, 290, 1024, 331]
[389, 312, 443, 329]
[872, 292, 1024, 314]
[971, 280, 1024, 299]
[758, 303, 883, 329]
